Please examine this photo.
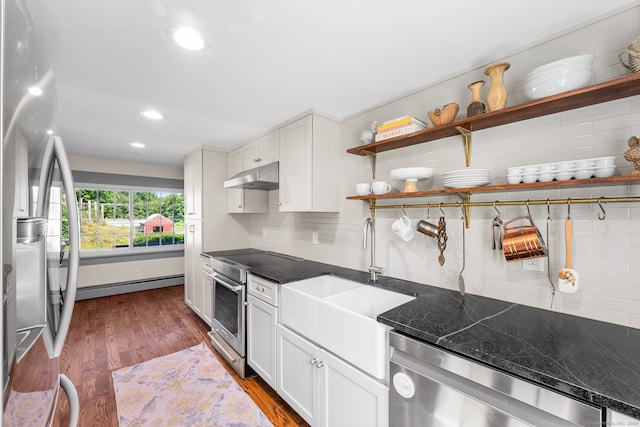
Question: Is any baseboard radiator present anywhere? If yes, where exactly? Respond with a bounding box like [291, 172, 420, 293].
[75, 275, 184, 301]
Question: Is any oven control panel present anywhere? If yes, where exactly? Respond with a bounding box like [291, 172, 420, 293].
[247, 274, 278, 307]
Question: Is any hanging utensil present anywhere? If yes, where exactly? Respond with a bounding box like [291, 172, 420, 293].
[559, 200, 579, 293]
[437, 205, 447, 266]
[458, 208, 466, 296]
[545, 200, 556, 308]
[492, 202, 503, 250]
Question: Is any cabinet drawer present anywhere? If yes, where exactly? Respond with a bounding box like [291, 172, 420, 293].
[247, 274, 279, 306]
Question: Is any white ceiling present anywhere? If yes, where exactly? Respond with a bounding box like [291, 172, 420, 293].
[24, 0, 636, 167]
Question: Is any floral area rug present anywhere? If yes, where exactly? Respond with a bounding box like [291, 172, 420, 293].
[112, 342, 273, 427]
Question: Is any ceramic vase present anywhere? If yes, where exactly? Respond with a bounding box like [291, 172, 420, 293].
[484, 62, 510, 111]
[466, 80, 486, 117]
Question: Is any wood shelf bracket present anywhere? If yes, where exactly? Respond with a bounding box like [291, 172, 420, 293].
[455, 125, 473, 167]
[363, 150, 377, 180]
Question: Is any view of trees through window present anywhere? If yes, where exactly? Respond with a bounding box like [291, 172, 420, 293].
[76, 188, 185, 250]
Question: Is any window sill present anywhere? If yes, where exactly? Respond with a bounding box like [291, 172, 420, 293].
[65, 246, 184, 267]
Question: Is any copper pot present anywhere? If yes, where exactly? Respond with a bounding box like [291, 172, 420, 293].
[503, 216, 548, 262]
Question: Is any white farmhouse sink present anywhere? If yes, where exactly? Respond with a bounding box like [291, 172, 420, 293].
[280, 275, 415, 379]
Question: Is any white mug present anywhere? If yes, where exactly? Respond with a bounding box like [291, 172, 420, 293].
[355, 183, 372, 196]
[372, 181, 391, 195]
[392, 215, 415, 241]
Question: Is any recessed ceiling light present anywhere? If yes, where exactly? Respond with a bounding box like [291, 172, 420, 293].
[130, 142, 146, 149]
[140, 110, 163, 120]
[46, 130, 54, 135]
[28, 86, 43, 96]
[170, 27, 205, 51]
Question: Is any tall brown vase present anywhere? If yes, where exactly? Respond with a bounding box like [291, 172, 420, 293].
[467, 80, 486, 117]
[484, 62, 510, 111]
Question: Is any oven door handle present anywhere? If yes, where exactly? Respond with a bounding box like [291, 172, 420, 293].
[211, 272, 243, 292]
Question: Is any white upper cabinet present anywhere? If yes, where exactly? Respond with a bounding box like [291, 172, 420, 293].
[227, 146, 268, 213]
[243, 130, 280, 170]
[184, 150, 203, 219]
[278, 114, 340, 212]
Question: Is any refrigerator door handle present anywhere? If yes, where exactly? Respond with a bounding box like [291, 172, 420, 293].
[38, 136, 80, 357]
[60, 374, 79, 427]
[51, 136, 79, 356]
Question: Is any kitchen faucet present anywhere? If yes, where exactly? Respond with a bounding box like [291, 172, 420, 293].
[363, 218, 383, 281]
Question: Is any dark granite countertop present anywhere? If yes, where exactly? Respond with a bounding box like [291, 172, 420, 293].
[202, 248, 640, 419]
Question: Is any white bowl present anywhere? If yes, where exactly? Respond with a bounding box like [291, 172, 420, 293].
[556, 171, 573, 181]
[390, 167, 434, 181]
[538, 173, 555, 182]
[522, 174, 538, 183]
[594, 166, 616, 178]
[527, 54, 594, 76]
[525, 68, 592, 90]
[595, 156, 616, 167]
[574, 169, 593, 180]
[526, 63, 593, 84]
[506, 175, 522, 184]
[555, 162, 575, 171]
[524, 70, 593, 100]
[506, 167, 522, 175]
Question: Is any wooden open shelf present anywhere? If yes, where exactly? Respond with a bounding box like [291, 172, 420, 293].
[346, 175, 640, 201]
[347, 73, 640, 156]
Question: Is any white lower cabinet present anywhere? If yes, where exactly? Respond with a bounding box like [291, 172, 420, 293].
[276, 325, 388, 427]
[247, 294, 277, 389]
[201, 267, 212, 325]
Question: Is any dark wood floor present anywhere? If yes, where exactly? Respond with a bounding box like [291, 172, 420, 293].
[52, 285, 308, 427]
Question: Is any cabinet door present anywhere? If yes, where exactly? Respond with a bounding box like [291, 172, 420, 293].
[259, 130, 280, 165]
[226, 147, 245, 213]
[279, 115, 313, 212]
[247, 295, 277, 389]
[184, 219, 203, 315]
[243, 139, 260, 170]
[276, 325, 318, 426]
[202, 269, 213, 326]
[320, 349, 389, 427]
[184, 151, 203, 219]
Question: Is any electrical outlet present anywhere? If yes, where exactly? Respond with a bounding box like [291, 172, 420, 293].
[522, 258, 544, 272]
[262, 228, 267, 238]
[312, 231, 319, 245]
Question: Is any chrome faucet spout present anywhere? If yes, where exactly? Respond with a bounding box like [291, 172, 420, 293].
[363, 218, 383, 281]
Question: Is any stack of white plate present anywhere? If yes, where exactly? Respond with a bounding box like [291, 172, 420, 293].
[443, 169, 491, 188]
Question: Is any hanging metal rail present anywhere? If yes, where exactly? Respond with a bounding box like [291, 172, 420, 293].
[367, 195, 640, 225]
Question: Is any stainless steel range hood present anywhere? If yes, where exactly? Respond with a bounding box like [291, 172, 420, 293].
[223, 161, 279, 190]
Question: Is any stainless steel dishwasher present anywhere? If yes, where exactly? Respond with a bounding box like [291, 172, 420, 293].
[389, 330, 602, 427]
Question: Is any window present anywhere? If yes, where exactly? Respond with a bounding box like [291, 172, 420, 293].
[75, 188, 184, 251]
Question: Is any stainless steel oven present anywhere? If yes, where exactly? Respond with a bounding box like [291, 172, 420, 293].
[204, 250, 305, 379]
[206, 254, 253, 378]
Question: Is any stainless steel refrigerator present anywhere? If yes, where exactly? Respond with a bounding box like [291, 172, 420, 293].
[2, 0, 80, 425]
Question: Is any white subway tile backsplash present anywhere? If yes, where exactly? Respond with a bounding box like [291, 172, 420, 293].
[250, 5, 640, 329]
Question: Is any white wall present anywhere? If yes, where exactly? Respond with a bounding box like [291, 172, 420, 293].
[68, 155, 184, 289]
[250, 4, 640, 328]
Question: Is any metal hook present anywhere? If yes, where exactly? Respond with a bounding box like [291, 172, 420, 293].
[427, 205, 430, 219]
[439, 203, 445, 217]
[567, 198, 571, 219]
[546, 199, 551, 220]
[401, 205, 407, 217]
[493, 201, 501, 217]
[526, 200, 532, 218]
[597, 198, 606, 220]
